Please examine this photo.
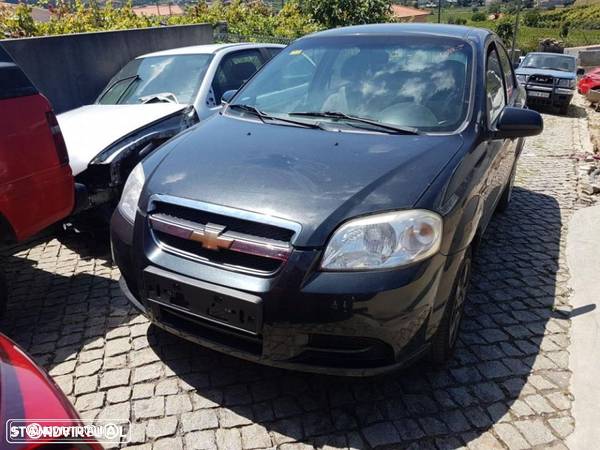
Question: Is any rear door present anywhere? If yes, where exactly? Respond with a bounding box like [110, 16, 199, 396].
[0, 46, 73, 241]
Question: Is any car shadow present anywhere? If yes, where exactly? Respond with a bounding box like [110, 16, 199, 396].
[528, 102, 587, 119]
[0, 232, 131, 372]
[147, 185, 567, 448]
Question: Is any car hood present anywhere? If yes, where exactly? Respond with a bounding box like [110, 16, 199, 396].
[146, 115, 464, 247]
[58, 104, 187, 176]
[516, 67, 575, 80]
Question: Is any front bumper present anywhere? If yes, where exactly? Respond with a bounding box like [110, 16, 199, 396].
[111, 208, 464, 376]
[523, 84, 574, 108]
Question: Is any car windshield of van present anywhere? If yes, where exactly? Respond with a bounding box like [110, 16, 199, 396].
[229, 35, 473, 133]
[521, 54, 575, 72]
[97, 54, 213, 105]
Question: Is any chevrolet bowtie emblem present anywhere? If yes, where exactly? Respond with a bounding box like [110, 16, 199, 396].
[190, 223, 234, 251]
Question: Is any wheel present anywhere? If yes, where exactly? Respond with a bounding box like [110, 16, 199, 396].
[559, 103, 569, 115]
[429, 247, 472, 365]
[496, 165, 516, 213]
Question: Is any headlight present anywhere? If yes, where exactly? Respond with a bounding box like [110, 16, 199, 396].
[321, 210, 443, 271]
[118, 163, 145, 223]
[557, 78, 576, 88]
[516, 74, 527, 84]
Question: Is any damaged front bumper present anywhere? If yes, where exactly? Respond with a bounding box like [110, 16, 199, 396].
[73, 108, 198, 217]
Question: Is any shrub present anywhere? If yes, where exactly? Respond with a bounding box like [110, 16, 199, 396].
[0, 0, 320, 39]
[471, 12, 486, 22]
[523, 9, 541, 27]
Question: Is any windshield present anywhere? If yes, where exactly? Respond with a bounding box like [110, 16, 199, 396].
[521, 54, 575, 72]
[229, 35, 473, 133]
[97, 54, 213, 105]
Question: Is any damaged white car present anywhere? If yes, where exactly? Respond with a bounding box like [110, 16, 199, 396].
[59, 42, 283, 219]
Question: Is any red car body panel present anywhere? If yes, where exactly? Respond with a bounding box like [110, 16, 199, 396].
[578, 67, 600, 95]
[0, 48, 74, 243]
[0, 334, 102, 449]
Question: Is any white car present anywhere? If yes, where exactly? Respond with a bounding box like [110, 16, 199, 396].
[58, 43, 284, 218]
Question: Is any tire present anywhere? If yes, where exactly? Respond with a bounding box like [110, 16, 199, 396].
[496, 165, 516, 213]
[429, 247, 472, 365]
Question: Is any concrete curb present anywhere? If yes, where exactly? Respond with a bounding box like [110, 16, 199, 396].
[566, 204, 600, 450]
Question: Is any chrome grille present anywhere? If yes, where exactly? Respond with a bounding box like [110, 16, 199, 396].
[529, 74, 554, 85]
[148, 197, 299, 275]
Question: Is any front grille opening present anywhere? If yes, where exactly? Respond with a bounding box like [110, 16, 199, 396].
[156, 303, 263, 355]
[292, 334, 395, 369]
[155, 230, 282, 273]
[529, 75, 554, 85]
[153, 202, 295, 242]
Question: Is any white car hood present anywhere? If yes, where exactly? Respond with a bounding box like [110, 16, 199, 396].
[58, 104, 187, 176]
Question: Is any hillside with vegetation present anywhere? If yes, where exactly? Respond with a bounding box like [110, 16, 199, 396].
[1, 0, 600, 54]
[428, 3, 600, 52]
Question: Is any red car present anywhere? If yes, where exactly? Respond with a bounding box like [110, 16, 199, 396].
[578, 67, 600, 95]
[0, 45, 74, 244]
[0, 333, 103, 449]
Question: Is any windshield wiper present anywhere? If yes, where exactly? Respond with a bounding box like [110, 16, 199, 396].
[98, 74, 140, 103]
[289, 111, 420, 135]
[228, 104, 325, 129]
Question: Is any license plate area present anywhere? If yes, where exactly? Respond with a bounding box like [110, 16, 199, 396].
[143, 267, 262, 334]
[528, 91, 550, 98]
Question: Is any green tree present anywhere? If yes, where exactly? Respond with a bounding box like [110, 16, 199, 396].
[495, 18, 514, 46]
[301, 0, 393, 28]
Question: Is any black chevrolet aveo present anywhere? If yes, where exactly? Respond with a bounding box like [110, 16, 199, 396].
[111, 24, 543, 376]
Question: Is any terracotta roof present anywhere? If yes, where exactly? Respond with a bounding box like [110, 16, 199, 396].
[132, 4, 184, 17]
[0, 1, 51, 22]
[390, 5, 431, 18]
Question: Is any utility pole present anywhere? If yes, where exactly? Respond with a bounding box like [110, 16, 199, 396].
[437, 0, 442, 23]
[510, 0, 522, 63]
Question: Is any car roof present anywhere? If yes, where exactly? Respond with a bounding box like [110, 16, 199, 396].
[138, 43, 284, 58]
[303, 23, 493, 45]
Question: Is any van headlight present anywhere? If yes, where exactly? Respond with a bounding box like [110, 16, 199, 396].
[321, 210, 443, 271]
[117, 163, 145, 223]
[516, 74, 527, 84]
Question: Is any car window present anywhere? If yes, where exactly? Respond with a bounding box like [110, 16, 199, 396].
[232, 36, 473, 133]
[497, 45, 515, 99]
[521, 53, 575, 72]
[211, 50, 263, 105]
[0, 46, 37, 101]
[97, 54, 213, 105]
[486, 47, 506, 126]
[266, 47, 283, 59]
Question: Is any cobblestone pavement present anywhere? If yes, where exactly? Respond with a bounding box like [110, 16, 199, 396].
[0, 105, 593, 450]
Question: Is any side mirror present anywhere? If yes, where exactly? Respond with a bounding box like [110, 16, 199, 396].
[221, 90, 237, 105]
[493, 107, 543, 139]
[576, 67, 585, 76]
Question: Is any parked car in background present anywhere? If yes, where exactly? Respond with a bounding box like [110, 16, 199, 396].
[578, 66, 600, 95]
[58, 43, 284, 221]
[112, 24, 543, 376]
[0, 333, 103, 448]
[0, 45, 74, 244]
[515, 52, 583, 114]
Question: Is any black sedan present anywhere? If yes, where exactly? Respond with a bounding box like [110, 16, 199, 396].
[111, 24, 543, 376]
